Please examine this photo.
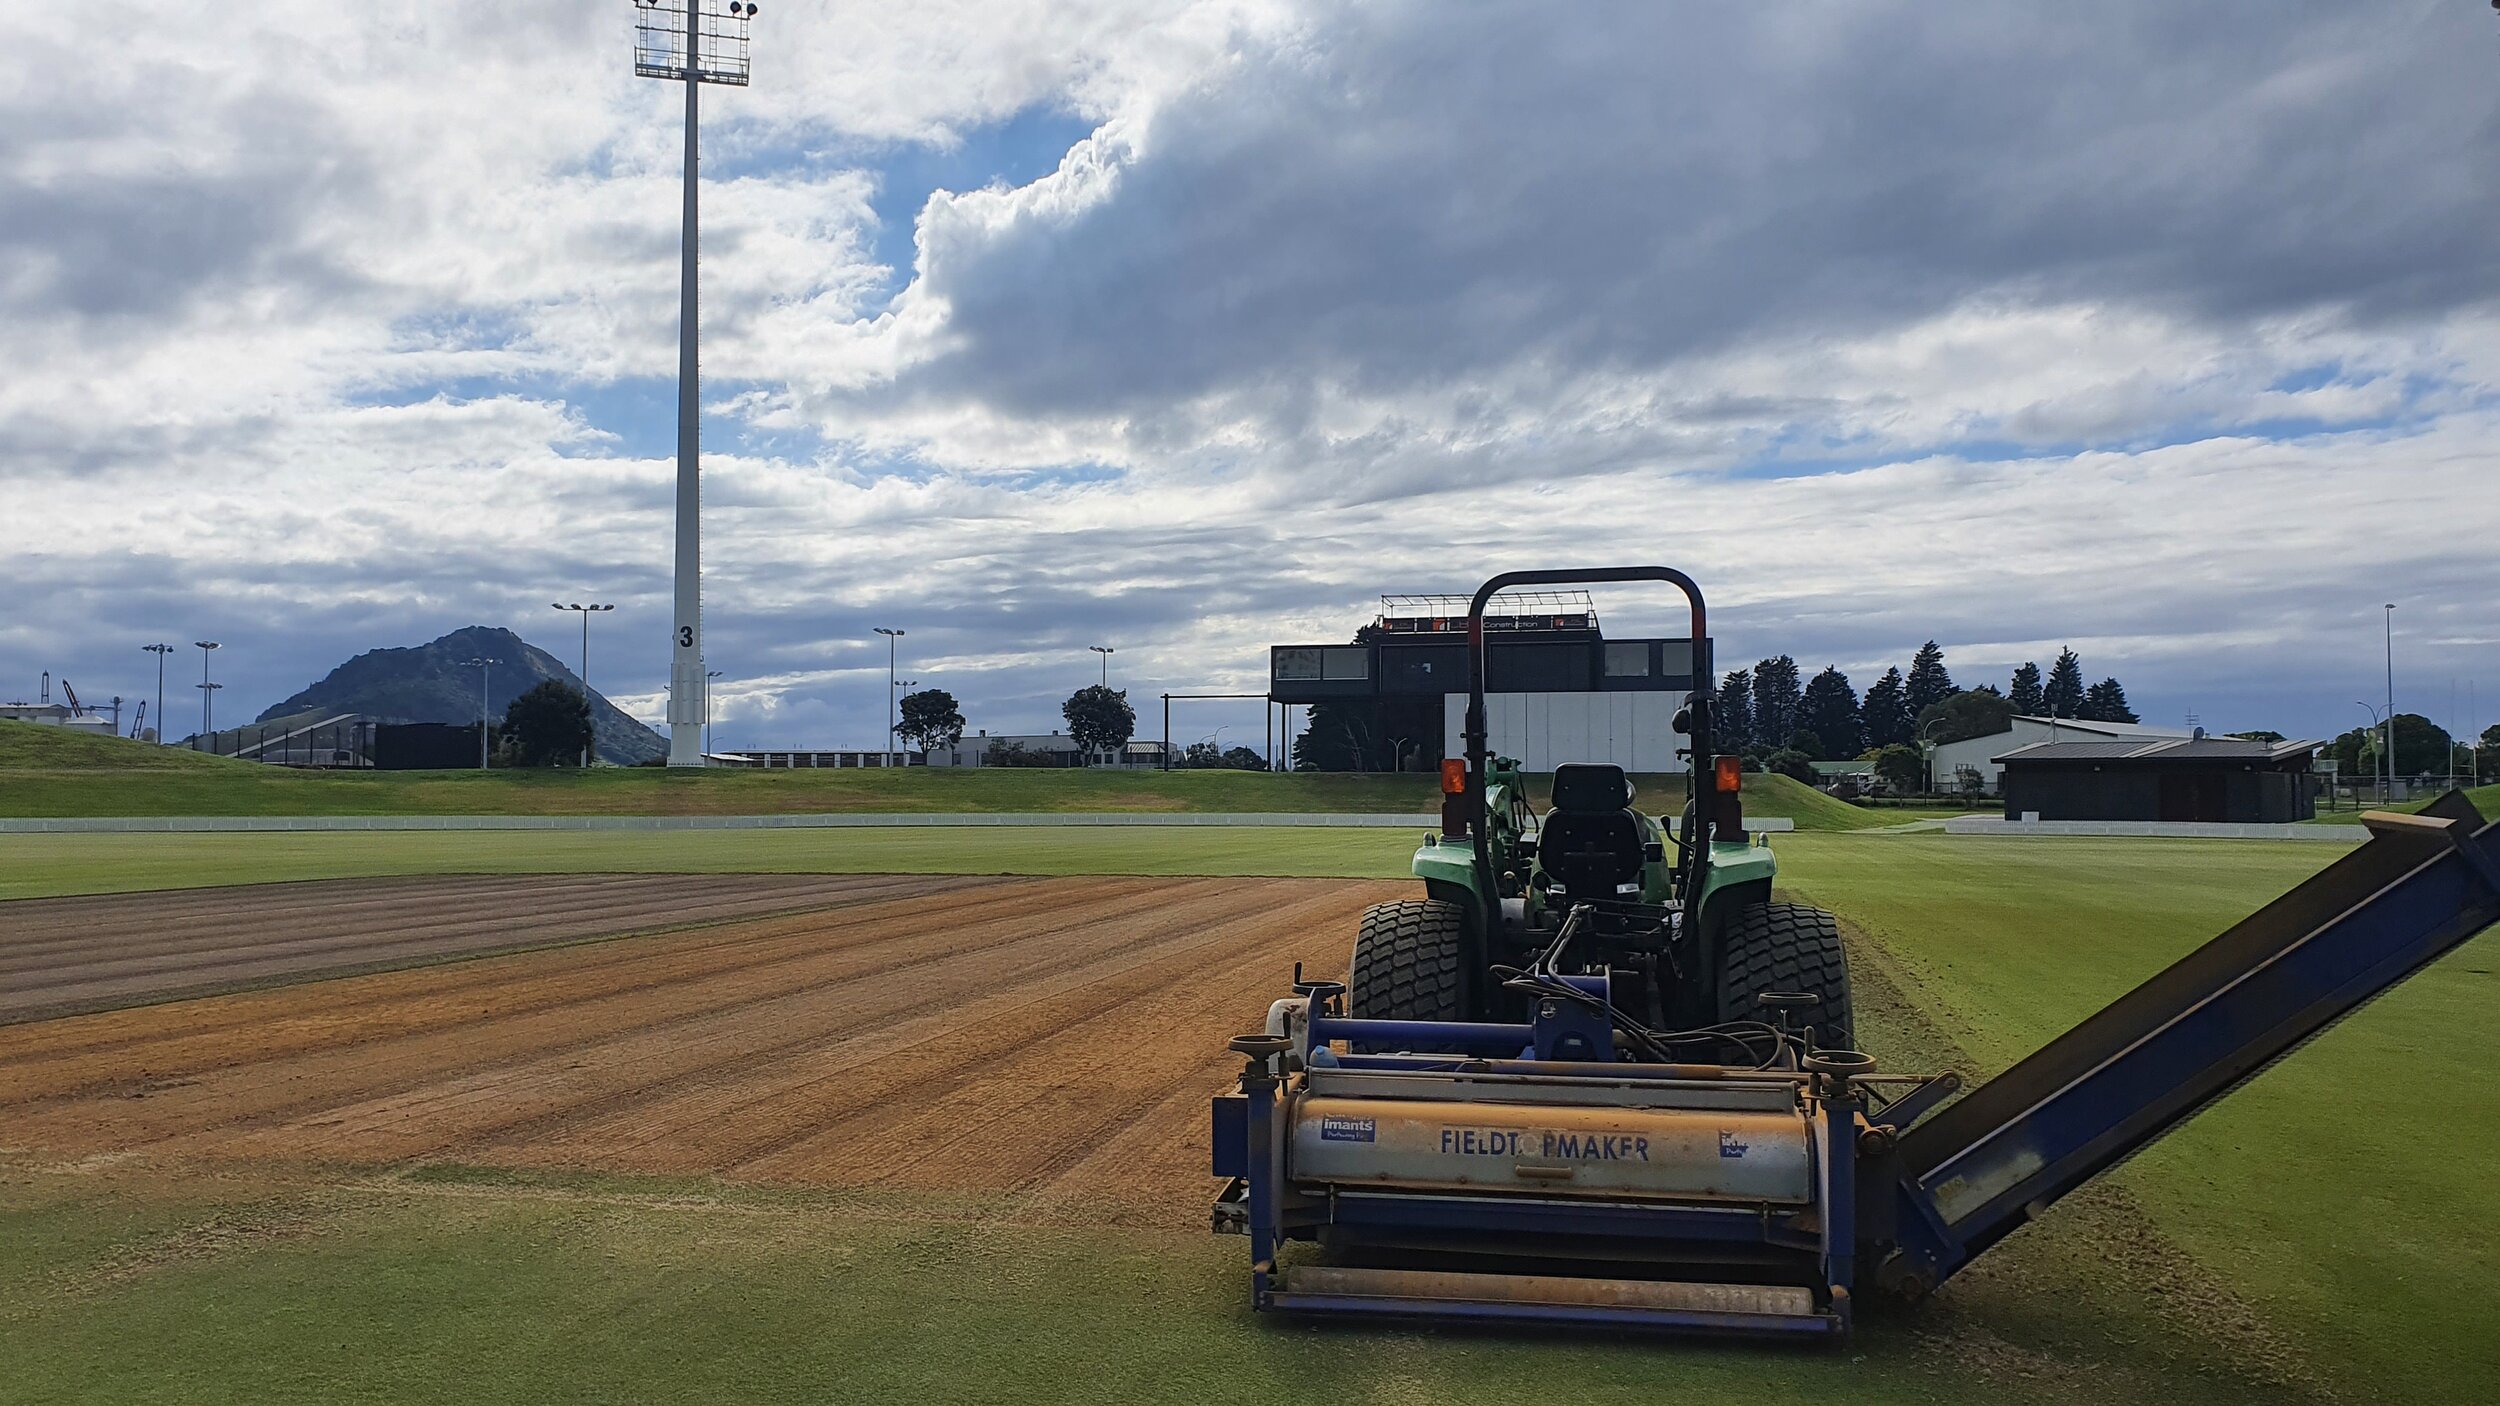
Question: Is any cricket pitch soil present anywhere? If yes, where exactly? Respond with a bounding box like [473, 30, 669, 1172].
[0, 875, 1397, 1223]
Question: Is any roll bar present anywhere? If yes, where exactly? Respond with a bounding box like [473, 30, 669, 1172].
[1461, 568, 1713, 909]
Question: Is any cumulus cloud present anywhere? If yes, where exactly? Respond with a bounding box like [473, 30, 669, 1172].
[5, 0, 2497, 751]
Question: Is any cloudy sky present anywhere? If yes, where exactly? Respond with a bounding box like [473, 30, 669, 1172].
[6, 0, 2498, 754]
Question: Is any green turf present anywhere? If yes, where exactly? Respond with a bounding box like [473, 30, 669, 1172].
[0, 721, 1882, 828]
[0, 1162, 2310, 1406]
[1773, 832, 2500, 1406]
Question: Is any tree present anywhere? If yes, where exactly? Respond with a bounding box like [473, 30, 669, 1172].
[2008, 661, 2045, 715]
[896, 688, 965, 752]
[2228, 730, 2287, 744]
[1751, 657, 1802, 755]
[1916, 686, 2013, 746]
[1860, 667, 1911, 749]
[2476, 724, 2500, 783]
[1800, 667, 1863, 761]
[1904, 641, 1957, 720]
[1715, 669, 1755, 755]
[2078, 677, 2139, 724]
[1220, 745, 1270, 771]
[500, 680, 592, 767]
[1061, 685, 1135, 760]
[2382, 714, 2452, 776]
[1787, 728, 1826, 762]
[2043, 649, 2085, 719]
[1870, 743, 1925, 796]
[1180, 740, 1224, 768]
[1761, 748, 1816, 783]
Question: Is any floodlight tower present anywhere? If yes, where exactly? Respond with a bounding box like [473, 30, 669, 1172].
[635, 0, 759, 767]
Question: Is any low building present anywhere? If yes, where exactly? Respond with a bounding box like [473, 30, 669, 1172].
[707, 750, 922, 769]
[1271, 592, 1704, 774]
[1996, 734, 2324, 823]
[1929, 716, 2196, 796]
[0, 702, 119, 736]
[923, 732, 1170, 768]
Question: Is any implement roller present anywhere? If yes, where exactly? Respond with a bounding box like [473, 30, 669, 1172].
[1211, 567, 2500, 1336]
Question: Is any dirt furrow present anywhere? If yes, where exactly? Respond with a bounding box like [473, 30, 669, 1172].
[0, 879, 1214, 1153]
[0, 878, 1060, 1086]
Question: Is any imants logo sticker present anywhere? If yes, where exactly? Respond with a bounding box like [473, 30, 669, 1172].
[1719, 1130, 1750, 1159]
[1319, 1115, 1376, 1143]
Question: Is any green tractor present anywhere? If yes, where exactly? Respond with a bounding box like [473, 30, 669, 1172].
[1348, 567, 1852, 1052]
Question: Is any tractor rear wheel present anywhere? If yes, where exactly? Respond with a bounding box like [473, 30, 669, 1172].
[1717, 902, 1855, 1050]
[1349, 899, 1470, 1023]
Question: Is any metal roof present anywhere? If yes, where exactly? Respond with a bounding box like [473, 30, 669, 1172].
[1995, 736, 2322, 766]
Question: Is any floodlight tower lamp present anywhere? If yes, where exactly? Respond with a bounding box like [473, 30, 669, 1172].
[636, 0, 758, 767]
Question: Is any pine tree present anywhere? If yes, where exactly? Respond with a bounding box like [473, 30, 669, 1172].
[1904, 641, 1957, 720]
[2080, 677, 2138, 724]
[1861, 667, 1911, 748]
[1714, 669, 1755, 754]
[2043, 649, 2085, 719]
[1751, 657, 1802, 753]
[2008, 661, 2045, 716]
[1801, 667, 1864, 761]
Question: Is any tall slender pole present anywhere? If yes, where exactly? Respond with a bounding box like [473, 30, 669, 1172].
[2384, 604, 2396, 801]
[665, 67, 705, 767]
[143, 644, 171, 745]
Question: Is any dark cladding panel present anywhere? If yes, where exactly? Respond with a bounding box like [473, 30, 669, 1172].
[1381, 642, 1468, 694]
[1489, 642, 1588, 692]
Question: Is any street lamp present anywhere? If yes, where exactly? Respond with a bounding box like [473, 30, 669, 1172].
[462, 658, 499, 770]
[1918, 716, 1949, 797]
[873, 627, 905, 763]
[704, 669, 723, 757]
[553, 602, 615, 766]
[142, 644, 172, 744]
[1089, 645, 1116, 687]
[2356, 701, 2390, 806]
[193, 641, 221, 741]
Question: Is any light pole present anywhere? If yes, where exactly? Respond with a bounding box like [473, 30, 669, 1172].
[142, 644, 172, 744]
[2357, 702, 2388, 806]
[704, 669, 723, 757]
[2383, 603, 2397, 799]
[873, 627, 905, 763]
[1089, 645, 1116, 688]
[635, 0, 761, 768]
[193, 641, 221, 741]
[1918, 716, 1948, 797]
[553, 602, 615, 765]
[463, 657, 499, 770]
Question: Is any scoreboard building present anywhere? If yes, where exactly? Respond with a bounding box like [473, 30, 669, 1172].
[1268, 592, 1705, 774]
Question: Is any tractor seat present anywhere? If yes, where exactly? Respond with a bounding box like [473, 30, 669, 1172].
[1538, 763, 1647, 899]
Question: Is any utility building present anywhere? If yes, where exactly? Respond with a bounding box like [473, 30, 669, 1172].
[1995, 734, 2324, 823]
[1268, 592, 1703, 773]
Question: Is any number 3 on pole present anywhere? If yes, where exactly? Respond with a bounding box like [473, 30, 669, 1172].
[678, 627, 695, 648]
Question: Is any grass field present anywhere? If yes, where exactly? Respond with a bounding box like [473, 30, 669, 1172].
[6, 821, 2492, 1402]
[1776, 834, 2499, 1406]
[0, 720, 1887, 828]
[2307, 780, 2500, 822]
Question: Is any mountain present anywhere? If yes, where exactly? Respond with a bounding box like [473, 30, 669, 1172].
[256, 626, 667, 765]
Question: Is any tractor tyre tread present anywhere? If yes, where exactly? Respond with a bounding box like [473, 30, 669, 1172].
[1349, 899, 1470, 1024]
[1718, 902, 1854, 1050]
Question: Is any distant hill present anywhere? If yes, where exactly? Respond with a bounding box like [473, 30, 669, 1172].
[254, 626, 666, 765]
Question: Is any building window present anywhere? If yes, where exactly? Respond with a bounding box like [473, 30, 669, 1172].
[1322, 647, 1371, 681]
[1274, 648, 1323, 681]
[1604, 642, 1650, 678]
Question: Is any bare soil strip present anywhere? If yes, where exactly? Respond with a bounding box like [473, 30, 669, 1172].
[0, 876, 1394, 1225]
[0, 874, 1005, 1023]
